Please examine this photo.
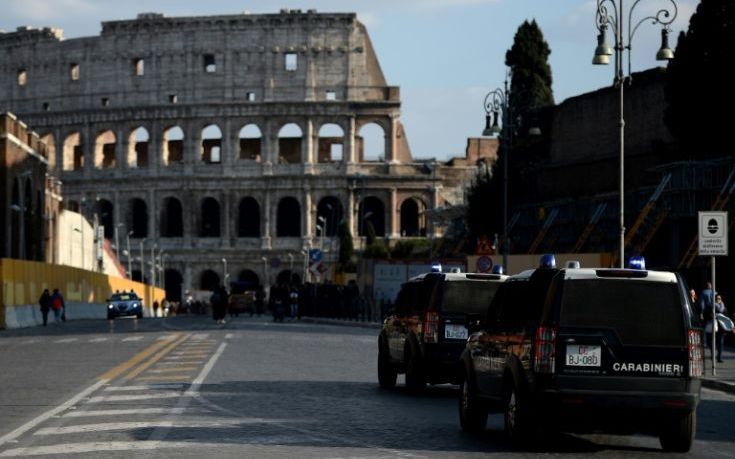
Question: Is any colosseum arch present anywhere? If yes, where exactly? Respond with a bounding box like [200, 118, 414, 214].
[237, 197, 261, 238]
[200, 197, 221, 237]
[200, 269, 220, 291]
[160, 197, 183, 238]
[276, 196, 301, 237]
[128, 127, 149, 168]
[357, 122, 385, 162]
[40, 133, 56, 171]
[316, 196, 343, 237]
[238, 124, 262, 161]
[317, 123, 344, 163]
[400, 197, 426, 237]
[237, 269, 260, 285]
[358, 196, 385, 237]
[128, 198, 148, 238]
[201, 124, 222, 164]
[94, 130, 117, 169]
[162, 126, 184, 165]
[164, 269, 183, 302]
[62, 131, 83, 171]
[94, 198, 114, 239]
[277, 123, 303, 164]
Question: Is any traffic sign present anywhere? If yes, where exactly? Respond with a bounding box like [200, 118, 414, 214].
[698, 211, 728, 256]
[308, 249, 322, 265]
[476, 256, 493, 273]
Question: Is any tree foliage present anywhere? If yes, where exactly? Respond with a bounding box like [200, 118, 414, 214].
[664, 0, 735, 157]
[465, 165, 501, 245]
[337, 221, 355, 273]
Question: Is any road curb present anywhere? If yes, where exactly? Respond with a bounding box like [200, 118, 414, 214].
[702, 378, 735, 395]
[300, 317, 381, 330]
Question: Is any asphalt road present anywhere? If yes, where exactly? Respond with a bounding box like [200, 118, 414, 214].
[0, 315, 733, 458]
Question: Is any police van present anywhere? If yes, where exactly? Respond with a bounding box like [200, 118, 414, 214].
[459, 256, 703, 452]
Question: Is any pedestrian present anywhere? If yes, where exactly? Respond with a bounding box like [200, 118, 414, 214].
[152, 299, 159, 318]
[289, 287, 299, 321]
[210, 288, 222, 324]
[49, 288, 65, 325]
[270, 283, 287, 322]
[218, 285, 229, 324]
[705, 294, 729, 363]
[254, 287, 264, 317]
[38, 288, 51, 326]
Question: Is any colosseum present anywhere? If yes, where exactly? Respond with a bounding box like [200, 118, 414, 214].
[0, 9, 489, 301]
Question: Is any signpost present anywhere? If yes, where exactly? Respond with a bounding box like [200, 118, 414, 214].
[699, 211, 728, 376]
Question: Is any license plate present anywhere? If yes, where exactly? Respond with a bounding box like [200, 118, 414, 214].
[566, 345, 601, 367]
[444, 324, 468, 340]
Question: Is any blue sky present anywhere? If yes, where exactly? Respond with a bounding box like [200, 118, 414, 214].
[1, 0, 698, 161]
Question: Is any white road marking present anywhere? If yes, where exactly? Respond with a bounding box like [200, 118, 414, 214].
[54, 338, 77, 343]
[0, 441, 223, 457]
[87, 393, 184, 403]
[156, 335, 176, 341]
[157, 361, 202, 366]
[103, 384, 185, 392]
[186, 342, 227, 395]
[0, 380, 106, 448]
[63, 408, 186, 418]
[225, 333, 234, 339]
[121, 336, 144, 342]
[190, 333, 210, 340]
[21, 339, 40, 345]
[34, 420, 243, 435]
[88, 337, 108, 343]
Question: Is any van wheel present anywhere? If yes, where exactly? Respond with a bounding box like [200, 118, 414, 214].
[459, 372, 487, 433]
[659, 412, 696, 452]
[404, 345, 426, 392]
[504, 379, 533, 448]
[378, 346, 397, 389]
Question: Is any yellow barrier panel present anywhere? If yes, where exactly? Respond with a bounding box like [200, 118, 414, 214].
[0, 258, 165, 329]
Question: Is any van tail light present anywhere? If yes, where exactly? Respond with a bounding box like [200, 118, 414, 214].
[423, 310, 441, 343]
[534, 326, 557, 374]
[688, 329, 704, 377]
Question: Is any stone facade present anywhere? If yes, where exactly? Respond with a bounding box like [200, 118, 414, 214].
[0, 10, 480, 300]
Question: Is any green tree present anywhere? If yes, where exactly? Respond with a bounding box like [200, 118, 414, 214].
[665, 0, 735, 157]
[337, 220, 356, 273]
[465, 164, 500, 246]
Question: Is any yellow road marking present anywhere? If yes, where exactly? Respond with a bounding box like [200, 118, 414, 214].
[99, 334, 181, 382]
[122, 334, 191, 382]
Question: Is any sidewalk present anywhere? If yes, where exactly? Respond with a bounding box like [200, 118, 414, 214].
[701, 344, 735, 394]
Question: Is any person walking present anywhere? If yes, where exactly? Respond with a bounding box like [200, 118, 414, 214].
[152, 299, 159, 318]
[38, 289, 51, 326]
[49, 288, 65, 325]
[289, 287, 299, 321]
[706, 294, 729, 363]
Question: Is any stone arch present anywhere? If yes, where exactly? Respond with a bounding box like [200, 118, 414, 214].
[128, 127, 149, 168]
[200, 269, 220, 291]
[238, 124, 262, 161]
[94, 198, 114, 239]
[62, 131, 83, 171]
[400, 197, 426, 237]
[237, 269, 260, 285]
[238, 196, 261, 237]
[317, 123, 344, 163]
[164, 269, 183, 302]
[276, 196, 301, 237]
[201, 124, 222, 164]
[40, 133, 56, 170]
[316, 196, 343, 237]
[94, 130, 117, 169]
[161, 197, 183, 237]
[358, 196, 385, 237]
[277, 123, 303, 164]
[200, 197, 221, 237]
[357, 122, 385, 162]
[128, 198, 148, 238]
[162, 125, 184, 165]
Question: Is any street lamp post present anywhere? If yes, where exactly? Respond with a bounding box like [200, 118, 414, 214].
[126, 230, 133, 279]
[139, 238, 146, 283]
[80, 197, 86, 270]
[114, 223, 124, 261]
[221, 257, 229, 287]
[483, 79, 511, 273]
[151, 243, 157, 287]
[592, 0, 677, 267]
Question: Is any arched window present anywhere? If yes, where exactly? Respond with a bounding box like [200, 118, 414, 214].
[63, 132, 83, 171]
[277, 123, 303, 164]
[400, 198, 425, 237]
[316, 196, 343, 237]
[238, 197, 261, 237]
[94, 130, 117, 169]
[237, 269, 260, 285]
[358, 196, 385, 237]
[201, 124, 222, 164]
[128, 127, 149, 168]
[200, 270, 220, 291]
[94, 199, 114, 239]
[41, 133, 56, 170]
[238, 124, 262, 161]
[129, 198, 148, 238]
[200, 197, 221, 237]
[357, 123, 385, 161]
[164, 269, 183, 302]
[161, 197, 183, 237]
[162, 126, 184, 165]
[276, 197, 301, 237]
[318, 123, 344, 162]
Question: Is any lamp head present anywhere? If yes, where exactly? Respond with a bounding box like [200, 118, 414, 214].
[482, 114, 494, 137]
[593, 27, 612, 65]
[656, 28, 674, 61]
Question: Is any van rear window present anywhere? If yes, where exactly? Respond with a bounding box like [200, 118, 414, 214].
[560, 280, 684, 346]
[442, 281, 501, 314]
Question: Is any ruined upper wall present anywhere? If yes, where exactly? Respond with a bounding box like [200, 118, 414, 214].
[0, 10, 397, 115]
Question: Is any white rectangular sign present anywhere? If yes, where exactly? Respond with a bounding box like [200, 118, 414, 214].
[699, 211, 728, 256]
